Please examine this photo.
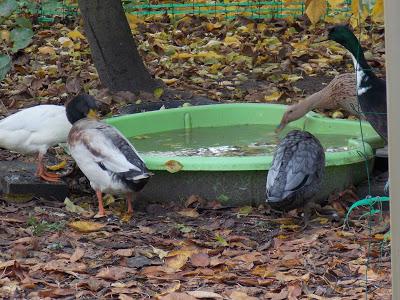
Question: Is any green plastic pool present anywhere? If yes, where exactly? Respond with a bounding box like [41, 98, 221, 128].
[105, 103, 384, 205]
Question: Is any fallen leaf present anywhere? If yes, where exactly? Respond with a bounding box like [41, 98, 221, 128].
[237, 206, 253, 217]
[288, 284, 302, 300]
[187, 291, 223, 299]
[264, 91, 283, 102]
[152, 246, 169, 259]
[96, 267, 134, 281]
[68, 29, 85, 40]
[38, 46, 55, 55]
[69, 220, 105, 233]
[159, 293, 196, 300]
[178, 208, 199, 218]
[190, 253, 210, 267]
[139, 225, 156, 234]
[119, 294, 135, 300]
[306, 0, 327, 24]
[114, 248, 134, 257]
[64, 198, 89, 215]
[70, 247, 85, 263]
[165, 254, 188, 271]
[165, 160, 183, 173]
[229, 290, 258, 300]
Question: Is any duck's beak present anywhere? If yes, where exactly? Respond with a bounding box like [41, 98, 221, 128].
[275, 122, 285, 134]
[87, 109, 98, 120]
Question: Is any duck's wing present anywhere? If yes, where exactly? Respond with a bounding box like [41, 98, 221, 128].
[73, 122, 148, 180]
[267, 132, 324, 201]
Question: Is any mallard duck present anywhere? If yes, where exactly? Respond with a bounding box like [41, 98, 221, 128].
[276, 73, 360, 132]
[0, 104, 72, 182]
[266, 130, 325, 227]
[327, 25, 387, 141]
[67, 94, 151, 217]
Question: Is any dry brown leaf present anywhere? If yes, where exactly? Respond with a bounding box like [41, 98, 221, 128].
[229, 290, 258, 300]
[114, 248, 134, 257]
[42, 259, 87, 273]
[178, 208, 199, 218]
[38, 288, 75, 298]
[190, 253, 210, 267]
[119, 294, 135, 300]
[38, 46, 56, 55]
[165, 254, 188, 271]
[138, 225, 155, 234]
[96, 267, 135, 281]
[159, 293, 197, 300]
[187, 291, 223, 299]
[288, 284, 302, 300]
[70, 247, 85, 263]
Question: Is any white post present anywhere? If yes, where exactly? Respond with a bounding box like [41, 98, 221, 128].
[384, 0, 400, 298]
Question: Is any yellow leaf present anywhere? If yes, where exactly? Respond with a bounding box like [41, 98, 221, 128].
[350, 2, 368, 28]
[0, 30, 10, 42]
[282, 74, 303, 83]
[264, 91, 283, 102]
[164, 251, 192, 270]
[38, 46, 56, 55]
[67, 29, 85, 40]
[205, 22, 223, 31]
[69, 220, 105, 233]
[371, 0, 384, 23]
[306, 0, 327, 24]
[165, 160, 183, 173]
[161, 78, 178, 85]
[58, 37, 74, 48]
[351, 0, 361, 15]
[251, 265, 276, 278]
[223, 36, 241, 47]
[47, 160, 66, 170]
[374, 233, 391, 241]
[327, 0, 344, 9]
[126, 14, 143, 30]
[332, 110, 344, 119]
[237, 206, 253, 217]
[153, 87, 164, 99]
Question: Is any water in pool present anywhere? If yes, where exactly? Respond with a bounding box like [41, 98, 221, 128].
[129, 125, 353, 157]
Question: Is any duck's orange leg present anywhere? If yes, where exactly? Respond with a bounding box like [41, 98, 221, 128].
[36, 153, 61, 182]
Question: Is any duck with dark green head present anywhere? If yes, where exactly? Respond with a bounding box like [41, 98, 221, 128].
[327, 25, 387, 141]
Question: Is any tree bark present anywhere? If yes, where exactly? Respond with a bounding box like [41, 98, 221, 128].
[78, 0, 161, 94]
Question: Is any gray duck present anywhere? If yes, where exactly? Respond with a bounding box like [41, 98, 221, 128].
[266, 130, 325, 227]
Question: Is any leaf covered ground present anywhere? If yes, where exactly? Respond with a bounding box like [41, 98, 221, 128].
[0, 194, 391, 299]
[0, 14, 385, 117]
[0, 10, 392, 300]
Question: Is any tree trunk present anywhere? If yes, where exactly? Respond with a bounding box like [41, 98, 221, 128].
[78, 0, 161, 94]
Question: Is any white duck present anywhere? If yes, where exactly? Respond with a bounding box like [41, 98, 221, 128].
[0, 104, 73, 182]
[67, 94, 151, 217]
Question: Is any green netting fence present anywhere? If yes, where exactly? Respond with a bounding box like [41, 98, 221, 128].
[17, 0, 352, 22]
